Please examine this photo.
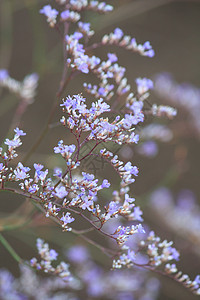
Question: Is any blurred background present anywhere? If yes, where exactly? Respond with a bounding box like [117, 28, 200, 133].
[1, 0, 200, 299]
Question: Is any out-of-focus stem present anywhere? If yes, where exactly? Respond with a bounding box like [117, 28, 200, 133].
[22, 22, 73, 164]
[0, 233, 22, 264]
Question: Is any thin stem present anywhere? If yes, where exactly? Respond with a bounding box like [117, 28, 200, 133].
[0, 233, 23, 264]
[22, 25, 76, 164]
[66, 206, 116, 240]
[79, 141, 102, 162]
[73, 233, 115, 257]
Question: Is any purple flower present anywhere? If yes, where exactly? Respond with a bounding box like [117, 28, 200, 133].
[124, 162, 139, 176]
[0, 69, 9, 81]
[127, 249, 136, 262]
[78, 22, 90, 32]
[124, 194, 135, 204]
[54, 141, 76, 155]
[129, 132, 139, 144]
[34, 163, 44, 172]
[169, 247, 180, 261]
[136, 224, 145, 234]
[39, 5, 58, 27]
[60, 10, 70, 20]
[28, 184, 38, 194]
[34, 164, 48, 182]
[14, 128, 26, 137]
[53, 186, 68, 199]
[114, 28, 123, 39]
[136, 77, 154, 94]
[72, 32, 83, 40]
[81, 196, 93, 211]
[39, 5, 58, 18]
[49, 249, 58, 261]
[82, 172, 95, 182]
[106, 201, 118, 220]
[101, 179, 110, 189]
[195, 275, 200, 284]
[53, 168, 62, 178]
[60, 212, 75, 226]
[14, 162, 30, 180]
[133, 207, 143, 222]
[74, 58, 89, 73]
[0, 163, 4, 172]
[4, 137, 22, 148]
[107, 53, 118, 63]
[98, 87, 105, 96]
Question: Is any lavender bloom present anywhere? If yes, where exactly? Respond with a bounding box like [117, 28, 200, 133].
[123, 162, 139, 176]
[13, 162, 30, 180]
[78, 21, 94, 37]
[105, 201, 119, 220]
[0, 69, 9, 81]
[34, 163, 48, 182]
[53, 186, 68, 198]
[60, 212, 75, 230]
[114, 28, 124, 40]
[107, 53, 118, 63]
[154, 73, 200, 136]
[14, 128, 26, 137]
[54, 141, 76, 157]
[136, 77, 154, 95]
[60, 10, 80, 22]
[53, 167, 63, 178]
[101, 179, 110, 188]
[39, 5, 58, 27]
[132, 206, 144, 222]
[4, 137, 22, 148]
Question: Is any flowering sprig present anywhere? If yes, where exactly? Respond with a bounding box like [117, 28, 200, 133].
[102, 28, 155, 58]
[30, 238, 72, 280]
[0, 1, 198, 298]
[138, 231, 200, 295]
[0, 70, 39, 103]
[113, 231, 200, 296]
[155, 73, 200, 137]
[40, 1, 113, 28]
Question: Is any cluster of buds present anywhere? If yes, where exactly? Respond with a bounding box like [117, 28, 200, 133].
[0, 70, 39, 103]
[30, 239, 72, 280]
[60, 10, 80, 22]
[68, 0, 113, 13]
[100, 149, 139, 187]
[113, 224, 145, 245]
[165, 264, 200, 295]
[102, 28, 155, 58]
[139, 231, 180, 267]
[151, 104, 177, 119]
[112, 245, 137, 269]
[154, 73, 200, 137]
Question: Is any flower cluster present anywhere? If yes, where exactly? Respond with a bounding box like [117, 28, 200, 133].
[0, 70, 39, 103]
[0, 128, 26, 164]
[60, 94, 141, 145]
[102, 28, 155, 58]
[139, 231, 200, 295]
[40, 1, 113, 27]
[151, 104, 177, 119]
[100, 149, 139, 186]
[150, 188, 200, 257]
[0, 242, 160, 300]
[30, 238, 72, 280]
[154, 73, 200, 137]
[0, 1, 199, 299]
